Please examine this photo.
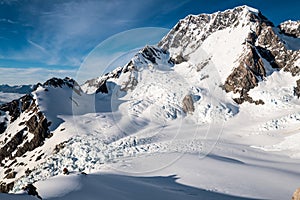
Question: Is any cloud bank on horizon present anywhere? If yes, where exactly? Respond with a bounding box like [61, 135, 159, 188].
[0, 0, 299, 85]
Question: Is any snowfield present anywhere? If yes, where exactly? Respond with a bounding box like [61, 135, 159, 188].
[1, 5, 300, 200]
[6, 67, 300, 200]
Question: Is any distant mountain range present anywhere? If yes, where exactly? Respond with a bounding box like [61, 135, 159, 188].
[0, 84, 33, 94]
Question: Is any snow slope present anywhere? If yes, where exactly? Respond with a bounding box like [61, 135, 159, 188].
[1, 5, 300, 200]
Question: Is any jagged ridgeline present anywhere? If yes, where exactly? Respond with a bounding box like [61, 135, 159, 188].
[0, 5, 299, 193]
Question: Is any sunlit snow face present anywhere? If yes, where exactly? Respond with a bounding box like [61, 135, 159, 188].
[69, 27, 227, 173]
[76, 27, 170, 84]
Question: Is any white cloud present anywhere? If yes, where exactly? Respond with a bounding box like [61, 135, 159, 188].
[18, 0, 176, 67]
[0, 0, 183, 85]
[0, 67, 77, 85]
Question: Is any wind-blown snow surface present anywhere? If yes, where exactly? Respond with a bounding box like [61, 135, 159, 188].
[2, 5, 300, 200]
[8, 70, 300, 200]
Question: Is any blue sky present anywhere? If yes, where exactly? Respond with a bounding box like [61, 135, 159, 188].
[0, 0, 299, 85]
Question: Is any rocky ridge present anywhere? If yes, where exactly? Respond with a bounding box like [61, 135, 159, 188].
[0, 77, 79, 192]
[0, 5, 299, 194]
[158, 5, 300, 104]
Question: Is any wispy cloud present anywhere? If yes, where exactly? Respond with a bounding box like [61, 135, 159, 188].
[27, 39, 47, 53]
[18, 0, 180, 67]
[0, 18, 18, 24]
[0, 0, 188, 84]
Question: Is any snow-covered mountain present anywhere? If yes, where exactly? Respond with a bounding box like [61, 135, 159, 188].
[0, 85, 33, 94]
[0, 5, 300, 200]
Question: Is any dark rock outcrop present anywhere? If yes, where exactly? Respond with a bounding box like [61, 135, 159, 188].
[0, 89, 52, 193]
[23, 184, 42, 199]
[169, 54, 187, 64]
[43, 77, 75, 88]
[35, 77, 82, 95]
[14, 115, 50, 157]
[95, 80, 109, 94]
[0, 100, 21, 123]
[294, 79, 300, 98]
[0, 182, 14, 193]
[0, 121, 7, 135]
[223, 45, 266, 105]
[0, 94, 34, 122]
[182, 95, 195, 114]
[82, 45, 171, 94]
[4, 171, 17, 179]
[63, 168, 69, 175]
[83, 67, 123, 94]
[0, 128, 26, 163]
[223, 13, 299, 103]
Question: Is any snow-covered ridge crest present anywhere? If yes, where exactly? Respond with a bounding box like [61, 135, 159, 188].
[278, 20, 300, 38]
[0, 77, 84, 192]
[0, 5, 300, 199]
[158, 5, 272, 56]
[81, 45, 172, 94]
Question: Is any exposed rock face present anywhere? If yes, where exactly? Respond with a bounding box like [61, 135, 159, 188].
[140, 45, 159, 64]
[294, 79, 300, 98]
[279, 20, 300, 38]
[38, 77, 83, 95]
[95, 80, 109, 94]
[23, 183, 42, 199]
[159, 6, 272, 55]
[0, 100, 21, 123]
[63, 168, 69, 175]
[222, 9, 299, 103]
[0, 94, 34, 124]
[82, 67, 123, 94]
[292, 188, 300, 200]
[182, 95, 195, 114]
[0, 128, 26, 162]
[169, 54, 187, 64]
[42, 77, 77, 88]
[0, 91, 52, 192]
[258, 27, 299, 73]
[221, 12, 283, 104]
[0, 110, 9, 136]
[0, 97, 51, 160]
[4, 171, 17, 179]
[158, 6, 300, 104]
[223, 45, 266, 105]
[0, 182, 14, 193]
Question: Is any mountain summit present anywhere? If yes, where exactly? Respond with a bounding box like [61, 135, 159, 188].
[0, 5, 300, 199]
